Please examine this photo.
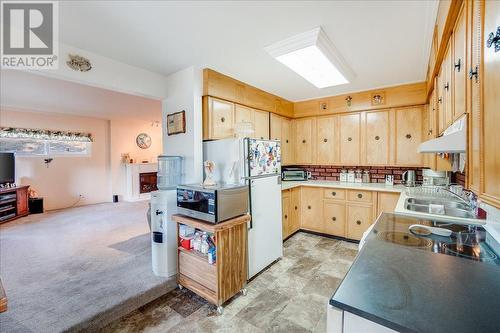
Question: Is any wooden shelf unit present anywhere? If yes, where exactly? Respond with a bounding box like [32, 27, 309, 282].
[172, 214, 250, 309]
[0, 186, 29, 224]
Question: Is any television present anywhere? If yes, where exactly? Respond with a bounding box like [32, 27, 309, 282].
[0, 153, 15, 185]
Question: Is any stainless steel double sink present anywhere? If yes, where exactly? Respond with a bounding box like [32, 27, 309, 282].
[405, 197, 477, 219]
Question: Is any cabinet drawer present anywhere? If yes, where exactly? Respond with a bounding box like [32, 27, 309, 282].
[347, 204, 373, 241]
[348, 190, 373, 203]
[324, 188, 346, 200]
[179, 250, 216, 291]
[323, 202, 346, 237]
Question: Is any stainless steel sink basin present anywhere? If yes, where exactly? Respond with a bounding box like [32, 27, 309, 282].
[405, 197, 477, 219]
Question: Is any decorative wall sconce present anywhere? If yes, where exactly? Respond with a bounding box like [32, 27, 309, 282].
[371, 92, 386, 106]
[345, 96, 352, 107]
[66, 54, 92, 72]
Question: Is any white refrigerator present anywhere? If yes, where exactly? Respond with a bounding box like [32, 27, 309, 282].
[203, 138, 283, 278]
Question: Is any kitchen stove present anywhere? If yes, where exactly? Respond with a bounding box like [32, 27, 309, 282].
[371, 213, 500, 265]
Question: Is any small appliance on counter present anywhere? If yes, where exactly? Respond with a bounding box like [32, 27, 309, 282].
[176, 184, 249, 224]
[402, 170, 417, 187]
[282, 167, 309, 181]
[422, 169, 450, 186]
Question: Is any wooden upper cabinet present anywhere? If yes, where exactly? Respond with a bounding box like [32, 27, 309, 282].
[469, 0, 482, 194]
[281, 117, 293, 165]
[481, 0, 500, 207]
[270, 113, 282, 141]
[253, 110, 270, 140]
[437, 64, 445, 135]
[452, 4, 467, 121]
[294, 118, 315, 164]
[203, 97, 234, 140]
[443, 41, 453, 129]
[395, 107, 423, 166]
[339, 113, 361, 165]
[234, 104, 253, 124]
[364, 110, 390, 165]
[316, 115, 338, 164]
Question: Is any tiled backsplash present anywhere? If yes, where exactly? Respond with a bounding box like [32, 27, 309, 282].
[288, 165, 425, 184]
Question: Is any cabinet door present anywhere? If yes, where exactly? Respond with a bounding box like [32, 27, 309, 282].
[234, 104, 253, 124]
[207, 97, 234, 139]
[443, 42, 453, 129]
[253, 110, 270, 139]
[395, 107, 423, 166]
[339, 113, 361, 165]
[281, 118, 293, 165]
[469, 0, 482, 193]
[290, 187, 301, 233]
[270, 113, 282, 141]
[482, 0, 500, 207]
[16, 187, 29, 215]
[364, 111, 390, 165]
[323, 201, 346, 237]
[453, 4, 467, 121]
[282, 192, 291, 240]
[316, 115, 338, 164]
[347, 204, 373, 241]
[294, 118, 315, 164]
[377, 192, 400, 216]
[437, 66, 445, 135]
[300, 187, 323, 232]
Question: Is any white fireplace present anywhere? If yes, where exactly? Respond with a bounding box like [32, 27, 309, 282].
[124, 163, 158, 202]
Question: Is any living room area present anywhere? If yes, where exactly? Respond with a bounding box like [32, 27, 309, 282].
[0, 67, 173, 332]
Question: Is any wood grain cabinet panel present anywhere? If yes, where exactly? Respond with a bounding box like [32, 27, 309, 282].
[452, 4, 467, 121]
[253, 110, 270, 140]
[395, 107, 423, 166]
[234, 104, 254, 124]
[316, 115, 338, 164]
[270, 113, 282, 141]
[282, 191, 291, 240]
[300, 187, 323, 232]
[323, 201, 346, 237]
[364, 111, 390, 165]
[324, 188, 346, 200]
[290, 188, 301, 233]
[294, 118, 315, 164]
[347, 204, 373, 241]
[377, 192, 401, 217]
[443, 42, 453, 129]
[203, 97, 234, 140]
[16, 187, 29, 216]
[281, 117, 293, 165]
[339, 113, 361, 165]
[348, 190, 373, 203]
[481, 0, 500, 207]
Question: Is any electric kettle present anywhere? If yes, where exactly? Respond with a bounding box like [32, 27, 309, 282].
[402, 170, 417, 187]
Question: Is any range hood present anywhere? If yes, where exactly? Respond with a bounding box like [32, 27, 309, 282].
[418, 115, 467, 153]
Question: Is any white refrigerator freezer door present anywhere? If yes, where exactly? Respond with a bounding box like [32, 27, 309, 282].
[247, 139, 281, 177]
[247, 175, 283, 278]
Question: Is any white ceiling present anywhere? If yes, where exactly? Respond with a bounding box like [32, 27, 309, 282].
[59, 0, 438, 101]
[0, 70, 162, 121]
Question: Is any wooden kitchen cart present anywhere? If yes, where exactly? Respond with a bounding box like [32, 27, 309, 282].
[171, 214, 250, 314]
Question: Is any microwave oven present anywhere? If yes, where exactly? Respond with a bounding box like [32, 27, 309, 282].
[176, 184, 249, 224]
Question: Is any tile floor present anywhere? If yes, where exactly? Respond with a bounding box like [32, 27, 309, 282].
[99, 232, 358, 333]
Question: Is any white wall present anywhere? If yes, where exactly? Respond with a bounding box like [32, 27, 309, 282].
[110, 118, 162, 198]
[0, 109, 112, 210]
[162, 66, 203, 184]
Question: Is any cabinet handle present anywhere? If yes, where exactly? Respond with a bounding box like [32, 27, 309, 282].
[374, 135, 380, 141]
[302, 139, 306, 143]
[444, 82, 449, 91]
[294, 206, 298, 210]
[307, 205, 311, 210]
[331, 191, 336, 196]
[332, 217, 336, 222]
[323, 138, 328, 143]
[347, 137, 352, 142]
[221, 117, 225, 123]
[260, 137, 264, 139]
[357, 193, 363, 199]
[454, 58, 461, 72]
[438, 97, 443, 103]
[284, 214, 288, 219]
[406, 134, 412, 139]
[356, 220, 362, 225]
[469, 66, 479, 82]
[286, 139, 289, 143]
[486, 26, 500, 52]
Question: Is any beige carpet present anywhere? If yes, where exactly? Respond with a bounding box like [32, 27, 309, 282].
[0, 201, 176, 333]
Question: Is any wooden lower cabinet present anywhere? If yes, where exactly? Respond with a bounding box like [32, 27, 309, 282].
[300, 187, 323, 232]
[282, 191, 291, 239]
[346, 204, 373, 241]
[323, 201, 346, 237]
[376, 192, 400, 217]
[282, 188, 301, 239]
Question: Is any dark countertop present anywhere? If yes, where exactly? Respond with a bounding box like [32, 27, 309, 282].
[330, 213, 500, 333]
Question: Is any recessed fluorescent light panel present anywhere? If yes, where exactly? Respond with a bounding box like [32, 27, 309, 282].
[265, 27, 355, 88]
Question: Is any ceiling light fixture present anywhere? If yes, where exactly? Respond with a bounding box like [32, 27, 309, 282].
[265, 27, 355, 88]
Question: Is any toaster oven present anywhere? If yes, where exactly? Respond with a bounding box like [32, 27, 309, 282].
[281, 168, 309, 181]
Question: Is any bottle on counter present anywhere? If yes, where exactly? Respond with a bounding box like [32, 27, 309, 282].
[362, 170, 371, 183]
[340, 169, 348, 182]
[355, 170, 363, 183]
[347, 170, 355, 183]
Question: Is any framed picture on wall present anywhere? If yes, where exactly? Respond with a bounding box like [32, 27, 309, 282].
[166, 111, 186, 136]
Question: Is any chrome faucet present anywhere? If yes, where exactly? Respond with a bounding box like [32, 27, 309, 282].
[438, 186, 478, 212]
